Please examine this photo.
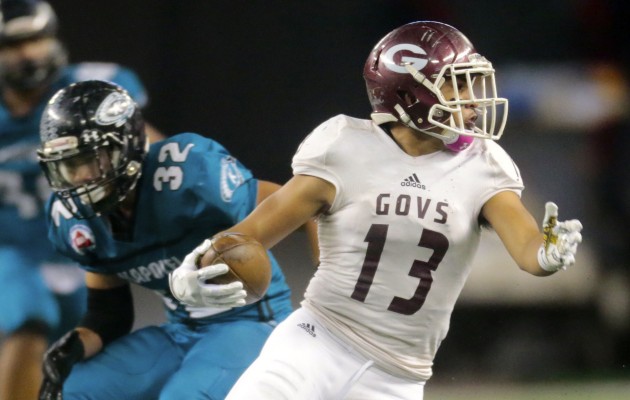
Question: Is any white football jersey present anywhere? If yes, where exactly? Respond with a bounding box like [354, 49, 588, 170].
[292, 114, 523, 381]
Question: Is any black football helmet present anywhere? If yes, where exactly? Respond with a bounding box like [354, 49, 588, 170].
[363, 21, 508, 143]
[37, 80, 146, 219]
[0, 0, 67, 90]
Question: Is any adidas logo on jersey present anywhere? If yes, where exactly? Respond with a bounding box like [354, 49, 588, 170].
[297, 322, 316, 337]
[401, 173, 426, 189]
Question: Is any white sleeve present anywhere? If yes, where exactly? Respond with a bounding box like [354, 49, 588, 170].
[476, 141, 525, 214]
[291, 116, 345, 190]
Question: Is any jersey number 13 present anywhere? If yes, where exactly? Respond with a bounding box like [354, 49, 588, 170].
[351, 224, 449, 315]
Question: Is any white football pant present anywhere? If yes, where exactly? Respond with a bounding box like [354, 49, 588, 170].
[226, 307, 425, 400]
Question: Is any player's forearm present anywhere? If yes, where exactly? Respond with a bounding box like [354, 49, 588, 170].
[77, 285, 134, 350]
[227, 208, 297, 250]
[494, 220, 552, 276]
[514, 233, 554, 277]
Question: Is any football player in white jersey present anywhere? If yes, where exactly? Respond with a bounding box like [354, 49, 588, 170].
[170, 21, 583, 400]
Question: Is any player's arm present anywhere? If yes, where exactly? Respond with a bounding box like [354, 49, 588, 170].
[75, 272, 133, 357]
[256, 179, 321, 265]
[40, 272, 132, 397]
[256, 179, 280, 203]
[482, 191, 547, 275]
[51, 272, 132, 359]
[482, 191, 582, 276]
[233, 174, 333, 251]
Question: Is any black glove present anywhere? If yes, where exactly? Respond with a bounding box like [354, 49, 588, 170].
[39, 330, 85, 400]
[39, 379, 63, 400]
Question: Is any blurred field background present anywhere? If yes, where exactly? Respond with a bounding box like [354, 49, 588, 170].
[55, 0, 629, 396]
[426, 381, 630, 400]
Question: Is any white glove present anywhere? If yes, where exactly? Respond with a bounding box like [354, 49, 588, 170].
[537, 202, 583, 272]
[168, 239, 247, 308]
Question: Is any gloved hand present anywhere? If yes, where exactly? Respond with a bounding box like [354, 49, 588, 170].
[39, 330, 85, 400]
[537, 202, 583, 272]
[169, 239, 247, 308]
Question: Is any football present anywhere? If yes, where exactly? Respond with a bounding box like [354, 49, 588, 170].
[196, 232, 272, 305]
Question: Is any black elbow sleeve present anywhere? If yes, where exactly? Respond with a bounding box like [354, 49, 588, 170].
[78, 284, 134, 346]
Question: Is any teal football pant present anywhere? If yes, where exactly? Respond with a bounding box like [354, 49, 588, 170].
[63, 319, 277, 399]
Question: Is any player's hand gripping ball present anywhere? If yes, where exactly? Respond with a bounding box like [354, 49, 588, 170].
[197, 232, 272, 305]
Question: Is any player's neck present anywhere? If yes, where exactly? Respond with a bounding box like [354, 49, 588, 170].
[389, 124, 444, 156]
[2, 86, 47, 117]
[116, 189, 137, 219]
[108, 191, 138, 241]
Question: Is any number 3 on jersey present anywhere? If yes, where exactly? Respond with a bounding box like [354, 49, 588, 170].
[351, 224, 449, 315]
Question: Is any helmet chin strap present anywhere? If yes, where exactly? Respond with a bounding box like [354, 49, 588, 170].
[442, 117, 475, 152]
[393, 103, 458, 142]
[443, 131, 474, 152]
[393, 103, 475, 152]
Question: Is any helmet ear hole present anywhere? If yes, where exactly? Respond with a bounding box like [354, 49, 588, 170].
[397, 91, 417, 107]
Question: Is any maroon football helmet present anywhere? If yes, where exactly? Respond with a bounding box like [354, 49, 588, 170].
[363, 21, 508, 142]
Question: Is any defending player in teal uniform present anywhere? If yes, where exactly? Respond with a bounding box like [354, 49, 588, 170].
[36, 80, 302, 399]
[0, 1, 161, 398]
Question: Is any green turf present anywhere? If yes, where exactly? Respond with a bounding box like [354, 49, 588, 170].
[425, 381, 630, 400]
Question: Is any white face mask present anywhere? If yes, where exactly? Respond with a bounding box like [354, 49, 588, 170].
[75, 182, 109, 205]
[425, 58, 508, 141]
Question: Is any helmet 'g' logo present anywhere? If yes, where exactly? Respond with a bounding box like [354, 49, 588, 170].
[95, 92, 135, 127]
[382, 43, 427, 73]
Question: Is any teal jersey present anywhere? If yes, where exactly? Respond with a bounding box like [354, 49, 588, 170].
[45, 133, 292, 324]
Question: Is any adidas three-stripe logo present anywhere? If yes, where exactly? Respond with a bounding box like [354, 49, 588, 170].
[297, 322, 316, 337]
[401, 173, 425, 189]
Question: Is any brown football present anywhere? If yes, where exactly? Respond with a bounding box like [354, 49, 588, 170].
[196, 232, 272, 305]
